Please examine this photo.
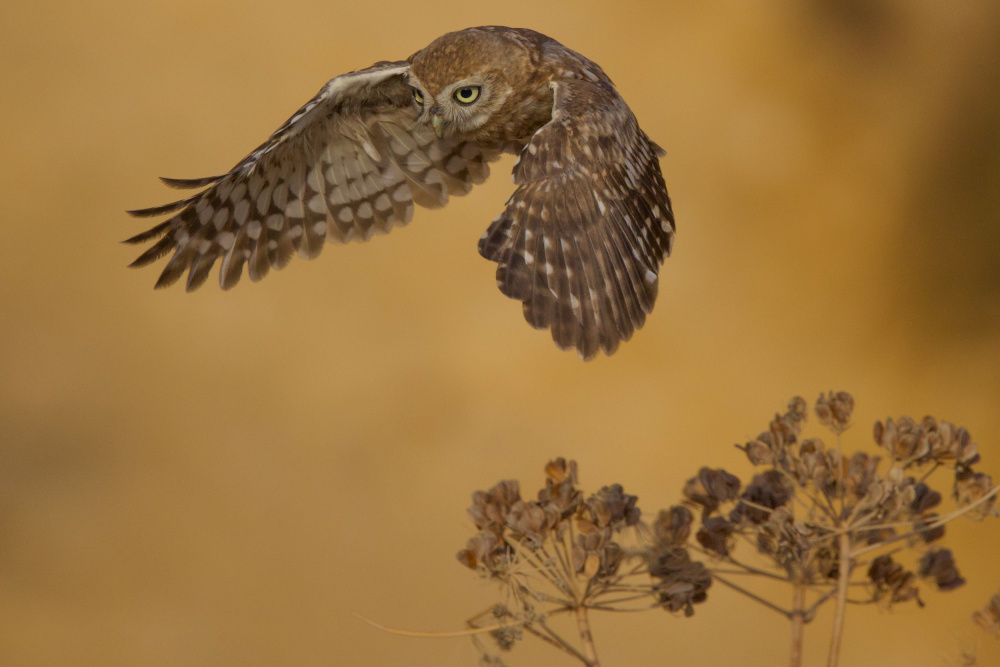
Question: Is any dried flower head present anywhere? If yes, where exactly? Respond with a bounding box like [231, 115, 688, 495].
[676, 391, 994, 647]
[815, 391, 855, 434]
[459, 459, 711, 666]
[452, 395, 997, 667]
[683, 467, 741, 516]
[973, 590, 1000, 639]
[917, 548, 965, 591]
[954, 470, 998, 519]
[468, 480, 522, 534]
[868, 555, 923, 606]
[652, 506, 694, 547]
[647, 545, 712, 617]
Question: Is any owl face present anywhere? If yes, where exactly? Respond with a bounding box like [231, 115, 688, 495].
[408, 30, 525, 139]
[408, 69, 512, 138]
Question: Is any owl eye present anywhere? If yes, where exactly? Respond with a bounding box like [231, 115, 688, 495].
[453, 86, 481, 105]
[412, 88, 424, 105]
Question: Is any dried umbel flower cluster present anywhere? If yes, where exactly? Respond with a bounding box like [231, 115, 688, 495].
[705, 393, 992, 601]
[457, 458, 709, 665]
[452, 393, 998, 667]
[676, 392, 998, 667]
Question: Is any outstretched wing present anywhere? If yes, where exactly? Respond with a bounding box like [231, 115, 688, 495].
[126, 61, 501, 291]
[478, 79, 675, 360]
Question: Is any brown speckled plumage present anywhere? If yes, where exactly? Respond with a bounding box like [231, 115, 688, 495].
[126, 26, 674, 360]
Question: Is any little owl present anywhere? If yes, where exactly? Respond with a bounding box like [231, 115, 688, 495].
[126, 26, 675, 360]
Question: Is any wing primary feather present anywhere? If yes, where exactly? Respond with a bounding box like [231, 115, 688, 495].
[591, 200, 639, 339]
[185, 249, 218, 292]
[127, 232, 176, 267]
[127, 197, 199, 218]
[219, 225, 249, 290]
[159, 175, 224, 189]
[122, 220, 171, 245]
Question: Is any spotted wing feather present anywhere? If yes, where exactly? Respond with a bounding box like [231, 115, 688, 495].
[478, 79, 674, 360]
[126, 61, 501, 291]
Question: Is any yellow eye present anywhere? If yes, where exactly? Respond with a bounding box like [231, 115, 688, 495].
[412, 88, 424, 105]
[454, 86, 481, 104]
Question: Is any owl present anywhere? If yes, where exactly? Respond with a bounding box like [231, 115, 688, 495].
[126, 26, 675, 360]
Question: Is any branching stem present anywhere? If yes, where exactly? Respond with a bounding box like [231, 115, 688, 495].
[575, 606, 600, 667]
[790, 583, 806, 667]
[826, 531, 852, 667]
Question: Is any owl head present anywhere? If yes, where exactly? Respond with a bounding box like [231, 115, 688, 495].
[408, 28, 528, 139]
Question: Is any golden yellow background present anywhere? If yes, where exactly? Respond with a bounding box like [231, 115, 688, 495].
[2, 1, 999, 665]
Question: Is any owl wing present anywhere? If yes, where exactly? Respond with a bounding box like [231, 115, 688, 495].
[126, 61, 501, 291]
[478, 79, 675, 360]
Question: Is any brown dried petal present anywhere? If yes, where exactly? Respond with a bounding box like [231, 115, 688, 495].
[875, 417, 930, 463]
[538, 460, 582, 516]
[954, 471, 997, 519]
[844, 452, 882, 504]
[683, 468, 741, 515]
[652, 506, 693, 547]
[868, 555, 923, 606]
[787, 396, 809, 422]
[927, 421, 980, 467]
[918, 548, 965, 591]
[741, 438, 776, 466]
[468, 480, 522, 532]
[506, 500, 558, 545]
[972, 591, 1000, 638]
[458, 531, 510, 573]
[545, 458, 577, 484]
[815, 391, 854, 433]
[737, 470, 793, 524]
[587, 484, 641, 529]
[913, 513, 945, 543]
[910, 482, 942, 513]
[696, 517, 734, 556]
[648, 546, 712, 617]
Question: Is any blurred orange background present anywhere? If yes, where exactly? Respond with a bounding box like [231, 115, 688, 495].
[2, 1, 999, 665]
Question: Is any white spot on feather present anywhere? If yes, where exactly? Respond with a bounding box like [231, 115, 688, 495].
[198, 206, 213, 225]
[234, 200, 250, 225]
[212, 208, 230, 229]
[594, 193, 607, 216]
[308, 195, 327, 214]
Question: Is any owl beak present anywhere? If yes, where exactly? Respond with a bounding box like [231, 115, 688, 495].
[431, 114, 444, 138]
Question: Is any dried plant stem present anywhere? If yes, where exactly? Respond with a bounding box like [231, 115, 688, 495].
[712, 573, 790, 617]
[575, 606, 600, 667]
[530, 617, 593, 664]
[789, 583, 806, 667]
[849, 483, 1000, 559]
[826, 531, 853, 667]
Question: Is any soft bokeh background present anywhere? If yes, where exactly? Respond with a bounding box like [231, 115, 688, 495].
[2, 1, 999, 665]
